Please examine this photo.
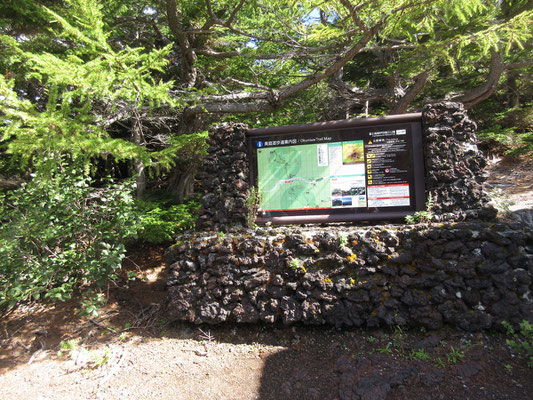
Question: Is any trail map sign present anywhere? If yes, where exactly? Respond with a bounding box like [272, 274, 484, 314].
[247, 114, 425, 224]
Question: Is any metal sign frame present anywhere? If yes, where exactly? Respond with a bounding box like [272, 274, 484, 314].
[247, 113, 425, 224]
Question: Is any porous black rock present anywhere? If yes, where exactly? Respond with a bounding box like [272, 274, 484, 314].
[196, 122, 250, 231]
[167, 224, 533, 331]
[423, 102, 497, 220]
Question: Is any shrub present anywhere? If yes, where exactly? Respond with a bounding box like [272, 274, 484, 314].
[405, 194, 434, 224]
[476, 103, 533, 156]
[136, 198, 200, 244]
[0, 167, 139, 311]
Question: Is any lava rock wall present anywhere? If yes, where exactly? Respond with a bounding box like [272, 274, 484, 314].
[166, 223, 533, 331]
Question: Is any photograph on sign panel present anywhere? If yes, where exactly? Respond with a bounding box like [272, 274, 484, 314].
[342, 140, 364, 164]
[330, 175, 367, 208]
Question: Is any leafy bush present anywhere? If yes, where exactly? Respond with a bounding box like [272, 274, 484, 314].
[405, 194, 434, 224]
[476, 103, 533, 156]
[0, 168, 139, 311]
[136, 198, 199, 244]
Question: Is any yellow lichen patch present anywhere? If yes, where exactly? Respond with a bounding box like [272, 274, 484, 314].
[352, 240, 358, 246]
[347, 254, 357, 262]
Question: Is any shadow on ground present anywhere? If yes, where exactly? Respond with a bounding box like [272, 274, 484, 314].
[0, 243, 168, 373]
[255, 328, 533, 400]
[2, 242, 533, 400]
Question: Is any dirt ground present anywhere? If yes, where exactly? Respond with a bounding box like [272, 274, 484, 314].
[486, 156, 533, 214]
[1, 156, 532, 400]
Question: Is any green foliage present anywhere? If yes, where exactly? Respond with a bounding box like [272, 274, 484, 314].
[90, 347, 111, 368]
[245, 186, 262, 228]
[502, 320, 533, 367]
[0, 0, 181, 175]
[434, 357, 446, 368]
[289, 258, 302, 271]
[409, 348, 431, 361]
[476, 103, 533, 156]
[136, 197, 200, 243]
[446, 346, 465, 363]
[338, 234, 348, 247]
[0, 76, 147, 172]
[405, 195, 434, 224]
[57, 339, 79, 357]
[0, 166, 139, 310]
[80, 292, 107, 317]
[377, 343, 392, 355]
[478, 124, 519, 148]
[151, 132, 209, 175]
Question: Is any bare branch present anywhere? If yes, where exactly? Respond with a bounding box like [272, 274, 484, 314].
[338, 0, 369, 33]
[183, 99, 274, 116]
[198, 42, 419, 62]
[362, 44, 418, 52]
[458, 55, 532, 109]
[197, 44, 347, 60]
[278, 28, 376, 102]
[196, 48, 242, 58]
[219, 77, 271, 91]
[225, 0, 247, 27]
[274, 0, 438, 103]
[205, 0, 246, 27]
[329, 69, 390, 103]
[505, 60, 533, 70]
[197, 91, 273, 102]
[205, 0, 217, 20]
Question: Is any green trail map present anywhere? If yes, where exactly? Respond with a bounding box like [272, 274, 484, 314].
[257, 144, 331, 210]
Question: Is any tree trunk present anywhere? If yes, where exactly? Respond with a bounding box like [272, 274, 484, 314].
[131, 118, 146, 199]
[506, 69, 520, 108]
[459, 51, 505, 109]
[134, 159, 146, 199]
[167, 164, 196, 202]
[392, 72, 429, 114]
[0, 176, 23, 190]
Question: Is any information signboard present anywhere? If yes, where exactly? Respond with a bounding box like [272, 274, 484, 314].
[247, 113, 425, 224]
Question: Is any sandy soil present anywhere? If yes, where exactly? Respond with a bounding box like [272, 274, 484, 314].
[1, 157, 532, 400]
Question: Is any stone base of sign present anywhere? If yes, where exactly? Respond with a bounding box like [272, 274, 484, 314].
[422, 102, 496, 220]
[166, 223, 533, 331]
[196, 122, 250, 232]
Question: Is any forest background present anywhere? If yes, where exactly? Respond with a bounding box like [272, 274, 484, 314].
[0, 0, 531, 313]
